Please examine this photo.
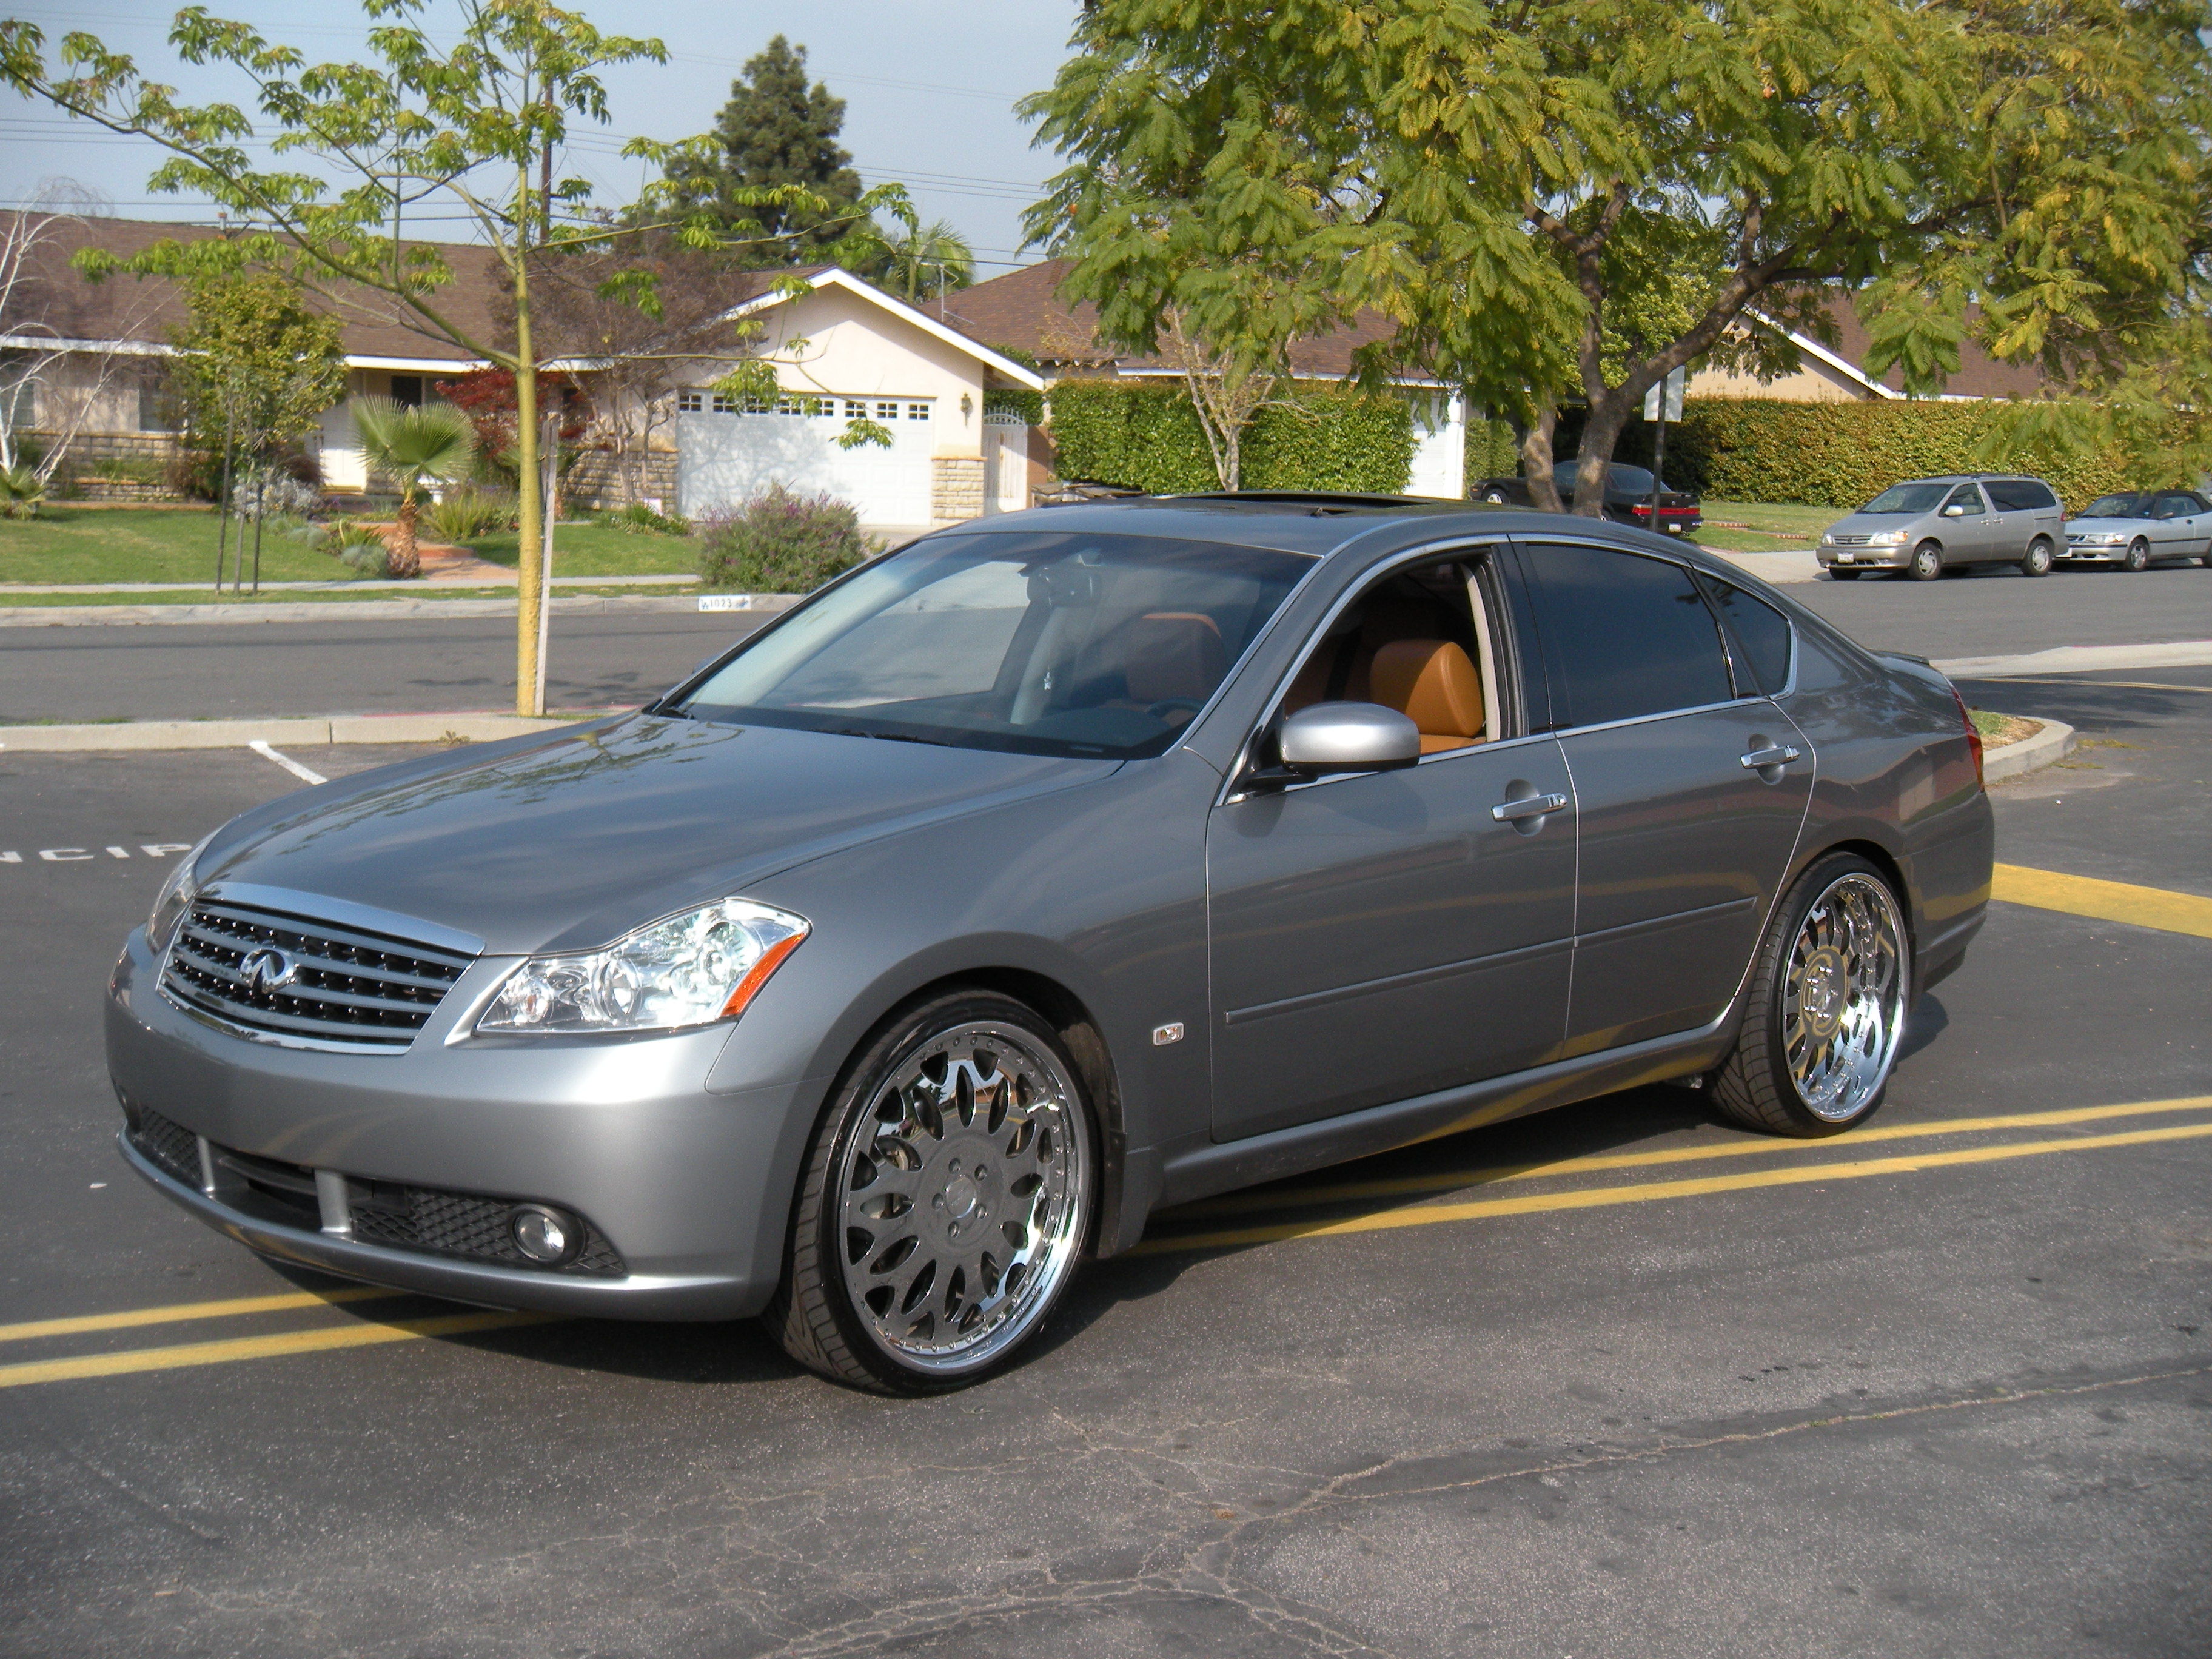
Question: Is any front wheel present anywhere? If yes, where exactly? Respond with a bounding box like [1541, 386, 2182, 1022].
[767, 991, 1097, 1393]
[1908, 541, 1943, 581]
[1712, 854, 1911, 1138]
[2122, 538, 2150, 572]
[2020, 539, 2053, 577]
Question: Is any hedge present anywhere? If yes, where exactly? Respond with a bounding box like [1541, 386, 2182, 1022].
[1047, 379, 1416, 494]
[1659, 398, 2137, 510]
[1463, 411, 1520, 485]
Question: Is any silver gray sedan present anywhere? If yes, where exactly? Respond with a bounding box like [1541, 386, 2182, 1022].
[108, 497, 1995, 1392]
[2061, 489, 2212, 570]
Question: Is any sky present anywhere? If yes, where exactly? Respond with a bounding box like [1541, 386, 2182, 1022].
[0, 0, 1082, 271]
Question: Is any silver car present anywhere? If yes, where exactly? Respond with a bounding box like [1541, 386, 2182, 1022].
[109, 498, 1995, 1392]
[1817, 474, 2066, 581]
[2062, 489, 2212, 571]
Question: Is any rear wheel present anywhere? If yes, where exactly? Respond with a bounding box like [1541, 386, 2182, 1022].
[1713, 854, 1910, 1138]
[2122, 537, 2150, 572]
[2020, 538, 2053, 577]
[767, 991, 1097, 1393]
[1908, 541, 1943, 581]
[1481, 488, 1508, 504]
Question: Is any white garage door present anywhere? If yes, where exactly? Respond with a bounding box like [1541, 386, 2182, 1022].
[676, 398, 936, 526]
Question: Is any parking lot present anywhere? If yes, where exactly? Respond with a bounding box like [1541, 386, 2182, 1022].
[1, 591, 2207, 1656]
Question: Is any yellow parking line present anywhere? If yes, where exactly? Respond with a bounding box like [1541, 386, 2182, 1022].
[1178, 1095, 2212, 1219]
[1137, 1120, 2212, 1255]
[0, 1285, 402, 1347]
[0, 1308, 557, 1390]
[1994, 863, 2212, 940]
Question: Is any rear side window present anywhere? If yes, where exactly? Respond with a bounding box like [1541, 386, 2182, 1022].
[1696, 572, 1795, 695]
[1522, 544, 1734, 727]
[1986, 479, 2058, 512]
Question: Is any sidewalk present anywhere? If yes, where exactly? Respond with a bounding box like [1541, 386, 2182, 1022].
[0, 591, 799, 628]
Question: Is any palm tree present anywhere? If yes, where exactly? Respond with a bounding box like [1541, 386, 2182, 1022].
[348, 396, 477, 578]
[874, 218, 976, 307]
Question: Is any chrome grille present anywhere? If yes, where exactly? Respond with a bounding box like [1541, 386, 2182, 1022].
[161, 897, 474, 1049]
[1830, 533, 1873, 546]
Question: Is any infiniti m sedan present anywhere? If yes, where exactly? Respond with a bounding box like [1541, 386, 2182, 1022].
[109, 495, 1994, 1392]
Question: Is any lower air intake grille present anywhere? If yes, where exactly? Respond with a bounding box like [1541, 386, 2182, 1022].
[129, 1105, 200, 1186]
[161, 898, 474, 1049]
[347, 1179, 626, 1278]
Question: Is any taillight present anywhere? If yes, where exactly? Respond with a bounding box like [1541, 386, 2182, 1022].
[1950, 685, 1984, 791]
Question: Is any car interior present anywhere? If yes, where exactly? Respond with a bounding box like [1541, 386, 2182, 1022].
[1279, 555, 1506, 753]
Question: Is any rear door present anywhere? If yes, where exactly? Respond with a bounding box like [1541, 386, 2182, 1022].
[1515, 541, 1814, 1053]
[1986, 479, 2060, 557]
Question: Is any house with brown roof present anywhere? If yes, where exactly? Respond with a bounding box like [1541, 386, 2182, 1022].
[0, 213, 1045, 531]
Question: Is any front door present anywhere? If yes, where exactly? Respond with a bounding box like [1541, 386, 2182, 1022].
[1939, 483, 1994, 563]
[1207, 739, 1578, 1139]
[1517, 540, 1814, 1053]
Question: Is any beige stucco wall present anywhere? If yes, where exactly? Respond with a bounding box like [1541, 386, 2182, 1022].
[739, 284, 989, 461]
[1687, 358, 1869, 404]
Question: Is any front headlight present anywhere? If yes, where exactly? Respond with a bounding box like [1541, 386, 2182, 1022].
[1865, 529, 1908, 546]
[2073, 531, 2125, 546]
[145, 832, 216, 954]
[475, 899, 809, 1035]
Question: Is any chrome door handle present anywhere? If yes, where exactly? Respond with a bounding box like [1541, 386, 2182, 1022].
[1492, 792, 1569, 822]
[1740, 745, 1801, 770]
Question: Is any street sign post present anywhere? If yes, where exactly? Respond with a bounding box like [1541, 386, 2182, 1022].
[1643, 366, 1688, 531]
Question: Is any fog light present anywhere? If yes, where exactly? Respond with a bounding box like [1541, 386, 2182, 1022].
[509, 1204, 578, 1265]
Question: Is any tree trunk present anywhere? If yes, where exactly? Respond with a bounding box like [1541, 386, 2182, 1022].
[514, 300, 545, 719]
[1520, 401, 1563, 512]
[389, 490, 422, 579]
[1571, 390, 1635, 518]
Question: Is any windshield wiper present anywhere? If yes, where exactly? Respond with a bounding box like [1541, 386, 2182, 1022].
[835, 726, 957, 748]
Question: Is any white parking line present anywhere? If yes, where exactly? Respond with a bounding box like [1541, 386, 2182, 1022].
[1, 843, 191, 866]
[248, 740, 328, 786]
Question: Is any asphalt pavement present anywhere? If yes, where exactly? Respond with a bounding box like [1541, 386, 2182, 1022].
[1, 561, 2207, 725]
[0, 660, 2205, 1655]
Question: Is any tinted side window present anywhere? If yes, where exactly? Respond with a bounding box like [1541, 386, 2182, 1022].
[1696, 572, 1795, 695]
[1986, 480, 2057, 512]
[1524, 544, 1734, 727]
[1943, 485, 1985, 516]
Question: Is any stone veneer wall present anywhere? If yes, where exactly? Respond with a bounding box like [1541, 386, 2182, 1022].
[930, 455, 985, 523]
[565, 447, 679, 512]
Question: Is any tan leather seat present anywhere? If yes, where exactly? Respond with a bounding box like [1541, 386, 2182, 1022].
[1370, 638, 1485, 754]
[1122, 612, 1225, 705]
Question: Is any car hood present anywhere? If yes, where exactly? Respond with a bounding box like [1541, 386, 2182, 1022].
[2066, 517, 2153, 534]
[1823, 514, 1926, 537]
[197, 714, 1122, 955]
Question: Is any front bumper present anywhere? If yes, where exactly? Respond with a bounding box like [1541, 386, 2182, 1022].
[2059, 543, 2125, 561]
[106, 927, 823, 1321]
[1818, 545, 1908, 568]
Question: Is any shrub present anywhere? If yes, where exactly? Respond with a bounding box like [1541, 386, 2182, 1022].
[0, 463, 45, 519]
[321, 518, 394, 578]
[1046, 380, 1416, 493]
[424, 486, 517, 543]
[695, 485, 866, 593]
[87, 454, 167, 484]
[598, 500, 688, 535]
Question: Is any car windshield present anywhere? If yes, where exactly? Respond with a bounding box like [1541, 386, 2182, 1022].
[1551, 460, 1659, 493]
[676, 531, 1315, 760]
[1858, 483, 1952, 514]
[2077, 493, 2151, 518]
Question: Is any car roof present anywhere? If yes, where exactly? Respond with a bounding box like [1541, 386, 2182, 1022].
[965, 492, 1746, 574]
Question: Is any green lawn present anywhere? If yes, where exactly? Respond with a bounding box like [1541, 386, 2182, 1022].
[0, 508, 355, 585]
[0, 506, 700, 586]
[1689, 499, 1840, 552]
[460, 522, 699, 576]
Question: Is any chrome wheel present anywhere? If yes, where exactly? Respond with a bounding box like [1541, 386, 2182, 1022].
[2123, 538, 2150, 572]
[1783, 874, 1906, 1121]
[835, 1020, 1089, 1375]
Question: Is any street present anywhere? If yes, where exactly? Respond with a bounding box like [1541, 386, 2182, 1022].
[0, 613, 2205, 1654]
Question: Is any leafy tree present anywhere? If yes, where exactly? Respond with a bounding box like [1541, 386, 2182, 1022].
[350, 394, 476, 577]
[0, 0, 683, 712]
[1024, 0, 2211, 514]
[663, 36, 871, 263]
[169, 270, 347, 471]
[868, 215, 975, 307]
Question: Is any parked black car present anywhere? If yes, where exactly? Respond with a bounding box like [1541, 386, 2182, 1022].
[1473, 460, 1703, 534]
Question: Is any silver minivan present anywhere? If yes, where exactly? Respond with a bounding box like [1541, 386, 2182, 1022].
[1817, 475, 2066, 581]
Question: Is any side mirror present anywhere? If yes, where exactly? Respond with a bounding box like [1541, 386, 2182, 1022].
[1942, 503, 1966, 517]
[1277, 702, 1422, 776]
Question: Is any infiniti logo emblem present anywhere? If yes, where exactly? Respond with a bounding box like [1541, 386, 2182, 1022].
[239, 947, 298, 995]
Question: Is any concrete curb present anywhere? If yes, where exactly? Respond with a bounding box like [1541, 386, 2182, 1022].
[1937, 640, 2212, 678]
[0, 592, 799, 628]
[1983, 716, 2076, 783]
[0, 711, 599, 752]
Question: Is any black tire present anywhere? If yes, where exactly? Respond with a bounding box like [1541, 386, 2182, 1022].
[1908, 541, 1943, 581]
[1482, 489, 1508, 504]
[2019, 538, 2053, 577]
[765, 990, 1099, 1394]
[1828, 568, 1861, 581]
[1712, 853, 1910, 1138]
[2122, 537, 2150, 572]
